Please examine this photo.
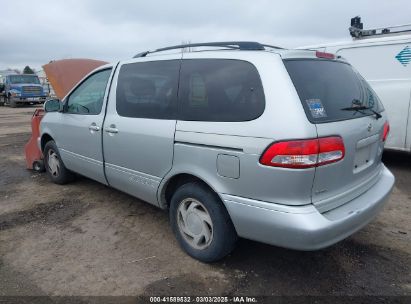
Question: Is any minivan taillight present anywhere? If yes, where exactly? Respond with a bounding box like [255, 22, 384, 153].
[382, 121, 390, 142]
[260, 136, 345, 169]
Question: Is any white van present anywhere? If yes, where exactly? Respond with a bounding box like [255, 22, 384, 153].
[300, 18, 411, 152]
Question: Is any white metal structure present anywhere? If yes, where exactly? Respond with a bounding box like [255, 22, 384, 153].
[301, 27, 411, 152]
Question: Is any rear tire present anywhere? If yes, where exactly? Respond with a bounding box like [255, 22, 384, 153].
[44, 140, 74, 184]
[9, 97, 17, 108]
[170, 182, 237, 262]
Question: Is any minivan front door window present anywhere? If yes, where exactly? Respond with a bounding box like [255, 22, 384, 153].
[66, 69, 112, 115]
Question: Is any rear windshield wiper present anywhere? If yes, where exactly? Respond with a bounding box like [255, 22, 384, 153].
[340, 105, 382, 120]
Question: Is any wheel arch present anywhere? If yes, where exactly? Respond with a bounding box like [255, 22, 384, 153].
[40, 133, 54, 152]
[159, 172, 222, 210]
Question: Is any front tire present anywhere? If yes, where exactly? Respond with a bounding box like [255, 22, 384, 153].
[170, 182, 237, 262]
[44, 140, 74, 184]
[33, 160, 45, 172]
[9, 96, 17, 108]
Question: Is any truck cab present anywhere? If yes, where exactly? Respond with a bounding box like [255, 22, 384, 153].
[4, 74, 48, 107]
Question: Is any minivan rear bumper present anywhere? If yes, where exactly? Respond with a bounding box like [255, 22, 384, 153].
[221, 165, 394, 250]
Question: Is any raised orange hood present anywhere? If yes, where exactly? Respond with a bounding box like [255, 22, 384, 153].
[42, 59, 108, 100]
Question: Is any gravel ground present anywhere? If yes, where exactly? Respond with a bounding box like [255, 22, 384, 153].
[0, 106, 410, 300]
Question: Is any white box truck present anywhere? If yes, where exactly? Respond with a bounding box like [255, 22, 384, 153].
[300, 17, 411, 152]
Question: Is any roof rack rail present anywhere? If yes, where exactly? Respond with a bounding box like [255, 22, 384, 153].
[349, 16, 411, 39]
[133, 41, 283, 58]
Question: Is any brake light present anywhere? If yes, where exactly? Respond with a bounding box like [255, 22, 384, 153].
[382, 121, 390, 142]
[315, 51, 335, 59]
[260, 136, 345, 169]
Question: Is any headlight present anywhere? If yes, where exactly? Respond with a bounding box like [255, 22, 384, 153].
[10, 90, 21, 96]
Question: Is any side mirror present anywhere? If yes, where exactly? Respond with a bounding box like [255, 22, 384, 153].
[44, 99, 62, 112]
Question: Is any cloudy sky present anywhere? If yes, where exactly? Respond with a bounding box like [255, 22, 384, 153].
[1, 0, 410, 71]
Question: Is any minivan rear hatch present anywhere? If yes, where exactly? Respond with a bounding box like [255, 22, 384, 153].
[284, 58, 387, 213]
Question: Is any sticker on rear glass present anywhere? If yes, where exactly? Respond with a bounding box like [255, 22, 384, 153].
[306, 99, 327, 118]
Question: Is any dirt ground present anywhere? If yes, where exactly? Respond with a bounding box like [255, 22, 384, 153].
[0, 106, 410, 298]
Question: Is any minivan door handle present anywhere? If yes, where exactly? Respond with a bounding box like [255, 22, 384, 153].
[89, 123, 100, 132]
[105, 124, 118, 134]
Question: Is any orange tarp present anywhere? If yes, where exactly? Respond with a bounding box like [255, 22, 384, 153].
[43, 59, 108, 100]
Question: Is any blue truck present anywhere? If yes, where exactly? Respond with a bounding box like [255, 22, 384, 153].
[0, 74, 48, 107]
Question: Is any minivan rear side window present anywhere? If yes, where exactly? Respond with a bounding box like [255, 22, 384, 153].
[179, 59, 265, 122]
[116, 60, 180, 119]
[284, 59, 383, 123]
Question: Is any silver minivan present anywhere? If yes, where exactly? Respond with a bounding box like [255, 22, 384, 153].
[40, 42, 395, 262]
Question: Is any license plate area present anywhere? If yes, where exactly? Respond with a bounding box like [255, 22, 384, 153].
[353, 134, 380, 174]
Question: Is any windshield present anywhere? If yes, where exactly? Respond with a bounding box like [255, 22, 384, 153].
[9, 75, 40, 85]
[284, 59, 383, 123]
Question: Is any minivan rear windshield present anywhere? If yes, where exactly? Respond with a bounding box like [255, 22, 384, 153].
[284, 59, 383, 123]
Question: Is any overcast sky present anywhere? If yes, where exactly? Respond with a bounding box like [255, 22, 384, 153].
[1, 0, 410, 71]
